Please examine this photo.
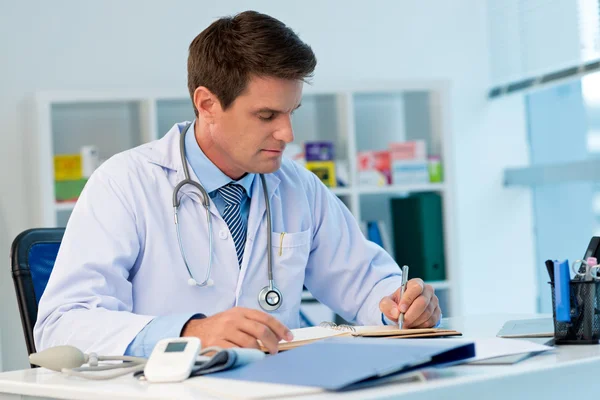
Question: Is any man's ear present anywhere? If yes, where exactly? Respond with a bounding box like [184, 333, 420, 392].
[193, 86, 221, 123]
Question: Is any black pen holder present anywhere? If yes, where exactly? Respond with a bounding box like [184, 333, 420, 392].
[550, 280, 600, 344]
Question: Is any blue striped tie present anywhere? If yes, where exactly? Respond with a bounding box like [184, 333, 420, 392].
[217, 183, 247, 267]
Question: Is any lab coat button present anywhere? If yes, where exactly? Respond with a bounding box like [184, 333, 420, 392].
[219, 230, 228, 240]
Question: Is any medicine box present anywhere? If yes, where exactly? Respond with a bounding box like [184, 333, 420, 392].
[305, 161, 337, 187]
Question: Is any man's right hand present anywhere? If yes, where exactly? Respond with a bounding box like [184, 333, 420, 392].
[181, 307, 294, 354]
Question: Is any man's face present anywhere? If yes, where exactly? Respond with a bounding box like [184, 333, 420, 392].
[208, 76, 303, 177]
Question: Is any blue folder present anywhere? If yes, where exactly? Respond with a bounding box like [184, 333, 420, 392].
[553, 259, 571, 322]
[367, 221, 384, 247]
[211, 337, 475, 391]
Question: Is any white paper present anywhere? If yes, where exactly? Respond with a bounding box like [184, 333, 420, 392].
[285, 325, 438, 343]
[283, 326, 346, 343]
[353, 325, 401, 334]
[468, 337, 552, 362]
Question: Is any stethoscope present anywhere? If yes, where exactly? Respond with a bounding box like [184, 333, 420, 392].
[172, 123, 282, 312]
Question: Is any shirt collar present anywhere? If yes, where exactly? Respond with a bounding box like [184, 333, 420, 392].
[184, 121, 254, 197]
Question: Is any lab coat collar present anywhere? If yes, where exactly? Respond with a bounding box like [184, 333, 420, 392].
[142, 121, 213, 210]
[141, 122, 280, 212]
[140, 121, 187, 173]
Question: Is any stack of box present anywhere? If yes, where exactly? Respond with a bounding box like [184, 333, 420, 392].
[54, 146, 100, 202]
[357, 151, 391, 186]
[356, 140, 443, 186]
[428, 155, 443, 183]
[304, 142, 336, 187]
[389, 140, 429, 184]
[54, 154, 87, 202]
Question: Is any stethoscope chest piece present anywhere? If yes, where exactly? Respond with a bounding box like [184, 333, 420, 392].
[258, 284, 282, 311]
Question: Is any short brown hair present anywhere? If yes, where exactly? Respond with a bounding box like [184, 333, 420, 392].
[187, 10, 317, 116]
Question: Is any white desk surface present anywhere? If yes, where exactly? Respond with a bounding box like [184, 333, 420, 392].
[1, 314, 599, 400]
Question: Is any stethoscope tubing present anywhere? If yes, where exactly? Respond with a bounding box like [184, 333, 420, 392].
[172, 124, 281, 311]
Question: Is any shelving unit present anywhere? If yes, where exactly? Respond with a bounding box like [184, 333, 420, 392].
[52, 183, 446, 211]
[356, 183, 446, 195]
[33, 81, 456, 320]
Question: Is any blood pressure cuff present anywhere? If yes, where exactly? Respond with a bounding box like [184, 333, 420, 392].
[189, 348, 266, 376]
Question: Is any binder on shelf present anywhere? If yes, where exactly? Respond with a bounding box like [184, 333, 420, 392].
[360, 221, 391, 252]
[390, 193, 446, 281]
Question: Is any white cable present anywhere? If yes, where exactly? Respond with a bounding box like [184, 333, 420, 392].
[97, 355, 147, 363]
[73, 358, 146, 372]
[61, 363, 145, 380]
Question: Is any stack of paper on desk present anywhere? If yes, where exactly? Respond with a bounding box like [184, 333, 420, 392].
[267, 323, 461, 351]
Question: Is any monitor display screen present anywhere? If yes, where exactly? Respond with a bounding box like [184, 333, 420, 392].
[165, 342, 187, 353]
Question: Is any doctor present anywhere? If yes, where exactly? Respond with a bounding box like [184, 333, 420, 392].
[34, 10, 441, 357]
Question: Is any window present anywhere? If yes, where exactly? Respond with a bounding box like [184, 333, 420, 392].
[521, 72, 600, 312]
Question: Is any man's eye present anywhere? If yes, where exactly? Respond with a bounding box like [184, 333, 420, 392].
[258, 112, 275, 121]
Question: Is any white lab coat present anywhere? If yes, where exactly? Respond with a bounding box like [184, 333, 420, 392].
[34, 122, 403, 355]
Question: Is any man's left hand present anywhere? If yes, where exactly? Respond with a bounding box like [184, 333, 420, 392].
[379, 278, 441, 328]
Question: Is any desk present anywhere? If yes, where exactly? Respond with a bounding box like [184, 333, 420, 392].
[0, 314, 599, 400]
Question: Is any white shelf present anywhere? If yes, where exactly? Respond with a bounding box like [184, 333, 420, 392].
[55, 201, 77, 212]
[330, 183, 445, 196]
[53, 184, 444, 211]
[358, 183, 445, 195]
[330, 187, 352, 196]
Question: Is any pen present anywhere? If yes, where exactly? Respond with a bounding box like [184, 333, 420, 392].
[399, 265, 409, 329]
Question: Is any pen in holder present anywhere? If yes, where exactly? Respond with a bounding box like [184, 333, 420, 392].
[549, 259, 600, 344]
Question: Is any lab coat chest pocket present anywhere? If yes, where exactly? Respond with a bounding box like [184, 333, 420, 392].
[270, 229, 311, 310]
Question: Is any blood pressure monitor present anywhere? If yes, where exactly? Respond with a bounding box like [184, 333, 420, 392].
[144, 337, 201, 383]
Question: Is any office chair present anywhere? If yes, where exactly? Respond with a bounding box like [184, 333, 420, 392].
[10, 228, 64, 356]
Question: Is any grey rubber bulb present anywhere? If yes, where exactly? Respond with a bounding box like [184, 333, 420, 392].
[29, 345, 87, 371]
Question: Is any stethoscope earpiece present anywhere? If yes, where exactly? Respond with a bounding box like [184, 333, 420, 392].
[174, 123, 281, 312]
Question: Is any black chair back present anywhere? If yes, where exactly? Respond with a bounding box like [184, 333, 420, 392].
[10, 228, 64, 355]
